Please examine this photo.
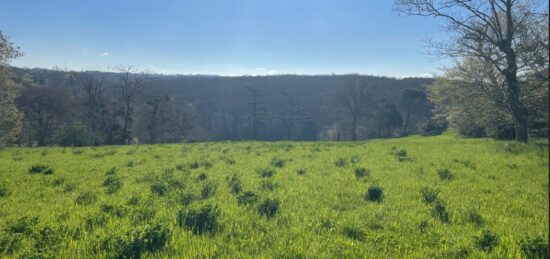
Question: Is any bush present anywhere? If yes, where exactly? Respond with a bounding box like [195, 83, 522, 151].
[365, 186, 384, 203]
[431, 200, 450, 223]
[29, 226, 62, 257]
[75, 191, 98, 205]
[518, 235, 549, 259]
[257, 168, 275, 178]
[176, 204, 220, 235]
[200, 182, 217, 199]
[227, 175, 242, 194]
[354, 168, 369, 178]
[437, 168, 454, 180]
[28, 165, 54, 175]
[197, 173, 208, 181]
[420, 186, 440, 204]
[103, 175, 123, 195]
[258, 198, 280, 218]
[236, 191, 259, 206]
[474, 230, 499, 252]
[271, 157, 285, 168]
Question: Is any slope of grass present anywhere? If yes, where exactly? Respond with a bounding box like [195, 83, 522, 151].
[0, 133, 548, 258]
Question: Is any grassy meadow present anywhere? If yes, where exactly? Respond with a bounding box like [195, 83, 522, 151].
[0, 133, 548, 258]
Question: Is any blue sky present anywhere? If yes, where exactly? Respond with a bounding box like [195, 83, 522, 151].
[1, 0, 450, 77]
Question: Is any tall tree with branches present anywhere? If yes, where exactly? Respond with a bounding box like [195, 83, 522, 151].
[395, 0, 549, 142]
[0, 31, 23, 145]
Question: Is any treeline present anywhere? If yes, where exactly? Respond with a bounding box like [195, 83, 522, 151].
[6, 66, 433, 146]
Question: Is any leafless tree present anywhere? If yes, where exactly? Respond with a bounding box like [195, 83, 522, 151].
[395, 0, 549, 142]
[74, 71, 106, 145]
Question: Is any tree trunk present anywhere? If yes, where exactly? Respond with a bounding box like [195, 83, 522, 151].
[504, 70, 528, 142]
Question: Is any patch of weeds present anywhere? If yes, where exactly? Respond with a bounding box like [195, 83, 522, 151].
[26, 226, 62, 258]
[175, 164, 186, 171]
[350, 154, 360, 164]
[100, 203, 128, 218]
[150, 182, 169, 196]
[334, 158, 347, 168]
[518, 235, 549, 259]
[72, 149, 83, 155]
[0, 230, 23, 254]
[392, 149, 409, 162]
[127, 194, 140, 206]
[418, 220, 429, 233]
[131, 207, 157, 224]
[63, 182, 77, 193]
[173, 191, 195, 206]
[420, 186, 440, 204]
[258, 198, 280, 218]
[227, 175, 242, 194]
[103, 175, 123, 195]
[271, 157, 285, 168]
[452, 159, 476, 170]
[75, 191, 98, 205]
[5, 216, 39, 235]
[105, 167, 117, 176]
[342, 225, 365, 241]
[257, 167, 275, 178]
[200, 182, 217, 199]
[437, 168, 454, 180]
[296, 168, 306, 175]
[102, 223, 169, 258]
[365, 186, 384, 203]
[354, 168, 369, 179]
[236, 191, 259, 206]
[197, 172, 208, 181]
[261, 179, 278, 191]
[473, 230, 499, 252]
[176, 204, 220, 235]
[28, 165, 54, 175]
[126, 160, 135, 167]
[463, 208, 484, 227]
[431, 200, 450, 223]
[84, 213, 108, 231]
[51, 177, 65, 187]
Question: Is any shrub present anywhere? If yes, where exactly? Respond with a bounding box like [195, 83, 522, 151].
[257, 168, 275, 178]
[474, 230, 499, 252]
[420, 186, 440, 204]
[437, 168, 454, 180]
[102, 223, 169, 258]
[334, 158, 346, 168]
[0, 182, 10, 197]
[100, 203, 128, 218]
[342, 225, 365, 241]
[431, 200, 450, 223]
[365, 186, 384, 203]
[236, 191, 259, 206]
[103, 175, 123, 195]
[200, 182, 217, 199]
[296, 168, 306, 176]
[5, 216, 39, 235]
[29, 226, 62, 256]
[75, 191, 98, 205]
[227, 175, 242, 194]
[197, 173, 208, 181]
[354, 168, 369, 178]
[518, 235, 549, 259]
[271, 157, 285, 168]
[150, 182, 169, 196]
[258, 198, 280, 218]
[28, 165, 54, 175]
[176, 204, 220, 235]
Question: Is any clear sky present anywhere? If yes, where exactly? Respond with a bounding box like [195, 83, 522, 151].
[0, 0, 451, 77]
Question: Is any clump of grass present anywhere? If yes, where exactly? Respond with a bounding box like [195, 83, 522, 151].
[463, 208, 484, 227]
[227, 175, 242, 194]
[350, 154, 360, 164]
[258, 198, 280, 218]
[131, 206, 156, 224]
[365, 186, 384, 203]
[518, 235, 549, 259]
[173, 191, 195, 206]
[418, 220, 429, 233]
[63, 182, 77, 193]
[260, 179, 278, 191]
[392, 149, 408, 162]
[0, 182, 10, 197]
[84, 213, 108, 231]
[127, 194, 140, 206]
[257, 168, 275, 178]
[431, 200, 450, 223]
[126, 160, 135, 167]
[101, 222, 169, 258]
[196, 172, 208, 181]
[103, 175, 123, 195]
[28, 165, 54, 175]
[437, 168, 454, 180]
[200, 181, 217, 199]
[473, 230, 499, 252]
[342, 225, 365, 241]
[75, 191, 98, 205]
[354, 168, 369, 179]
[0, 230, 23, 254]
[150, 182, 169, 196]
[5, 216, 39, 235]
[24, 226, 62, 258]
[51, 177, 65, 187]
[105, 167, 117, 176]
[296, 168, 306, 175]
[420, 186, 440, 204]
[176, 204, 220, 235]
[236, 191, 259, 206]
[100, 203, 128, 218]
[334, 158, 347, 168]
[271, 157, 285, 168]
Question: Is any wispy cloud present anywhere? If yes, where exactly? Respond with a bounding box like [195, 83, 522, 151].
[99, 52, 109, 57]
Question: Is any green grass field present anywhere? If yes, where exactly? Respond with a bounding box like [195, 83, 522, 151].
[0, 133, 548, 258]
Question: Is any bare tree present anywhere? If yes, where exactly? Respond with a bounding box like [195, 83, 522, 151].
[245, 85, 266, 140]
[395, 0, 549, 142]
[74, 71, 106, 145]
[401, 88, 427, 135]
[113, 65, 151, 144]
[333, 76, 377, 141]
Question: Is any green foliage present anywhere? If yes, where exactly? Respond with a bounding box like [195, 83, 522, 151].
[258, 198, 280, 218]
[227, 175, 242, 194]
[365, 186, 384, 203]
[236, 191, 259, 206]
[473, 230, 499, 252]
[257, 167, 275, 178]
[342, 225, 365, 241]
[354, 167, 369, 178]
[176, 204, 220, 235]
[0, 182, 10, 197]
[271, 157, 285, 168]
[200, 181, 217, 199]
[103, 175, 123, 195]
[518, 235, 549, 259]
[431, 200, 450, 223]
[419, 186, 440, 204]
[102, 223, 169, 258]
[75, 191, 98, 205]
[28, 165, 54, 175]
[437, 168, 454, 181]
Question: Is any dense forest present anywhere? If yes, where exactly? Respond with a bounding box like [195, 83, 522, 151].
[8, 67, 434, 145]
